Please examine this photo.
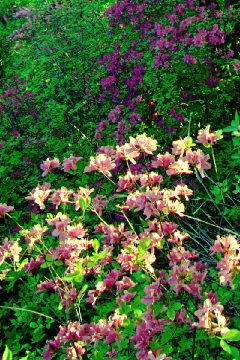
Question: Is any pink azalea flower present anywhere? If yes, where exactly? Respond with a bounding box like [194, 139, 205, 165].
[143, 202, 160, 219]
[62, 154, 82, 172]
[141, 279, 162, 306]
[210, 235, 240, 287]
[139, 172, 163, 188]
[174, 184, 193, 201]
[109, 312, 127, 328]
[25, 183, 52, 210]
[166, 159, 193, 176]
[168, 260, 207, 299]
[24, 255, 44, 272]
[1, 238, 22, 264]
[172, 137, 192, 156]
[130, 133, 158, 155]
[126, 191, 146, 212]
[51, 187, 73, 209]
[116, 291, 137, 307]
[40, 158, 60, 177]
[117, 248, 139, 272]
[193, 298, 228, 335]
[97, 145, 116, 157]
[117, 172, 139, 192]
[168, 230, 189, 244]
[103, 269, 123, 288]
[151, 152, 175, 168]
[0, 203, 14, 217]
[116, 277, 136, 295]
[92, 195, 108, 215]
[66, 224, 86, 239]
[156, 198, 185, 217]
[46, 212, 71, 240]
[116, 143, 140, 164]
[84, 154, 116, 176]
[184, 149, 211, 177]
[23, 224, 47, 248]
[167, 246, 198, 266]
[73, 187, 94, 211]
[196, 125, 222, 145]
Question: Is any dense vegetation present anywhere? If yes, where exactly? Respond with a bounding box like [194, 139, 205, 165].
[0, 0, 239, 359]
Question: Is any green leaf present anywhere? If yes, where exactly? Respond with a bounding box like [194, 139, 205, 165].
[167, 308, 175, 320]
[2, 345, 13, 360]
[29, 322, 38, 329]
[220, 340, 240, 359]
[223, 111, 239, 133]
[172, 302, 182, 311]
[93, 238, 100, 253]
[45, 254, 53, 262]
[223, 329, 240, 342]
[40, 262, 52, 269]
[161, 328, 174, 345]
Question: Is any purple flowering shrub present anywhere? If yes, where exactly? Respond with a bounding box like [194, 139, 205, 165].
[95, 0, 239, 144]
[1, 129, 239, 359]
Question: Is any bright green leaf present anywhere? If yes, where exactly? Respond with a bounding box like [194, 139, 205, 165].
[223, 329, 240, 342]
[2, 345, 12, 360]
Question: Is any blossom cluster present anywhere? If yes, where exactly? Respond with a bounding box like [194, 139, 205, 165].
[96, 0, 238, 143]
[1, 130, 233, 359]
[40, 154, 82, 177]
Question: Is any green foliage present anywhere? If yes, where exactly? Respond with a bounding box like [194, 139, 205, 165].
[0, 0, 239, 359]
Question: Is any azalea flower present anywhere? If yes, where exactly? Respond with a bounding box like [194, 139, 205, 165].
[0, 238, 22, 265]
[166, 159, 193, 176]
[84, 154, 116, 176]
[183, 149, 211, 177]
[92, 195, 108, 215]
[174, 184, 193, 201]
[116, 143, 140, 164]
[168, 260, 207, 299]
[194, 298, 228, 334]
[51, 187, 73, 209]
[73, 187, 94, 211]
[25, 183, 52, 210]
[196, 125, 222, 145]
[141, 279, 162, 306]
[22, 224, 47, 248]
[130, 133, 158, 155]
[40, 158, 60, 177]
[210, 235, 240, 287]
[139, 172, 163, 188]
[151, 152, 175, 168]
[62, 154, 82, 172]
[46, 212, 71, 240]
[0, 203, 14, 217]
[172, 137, 192, 156]
[116, 172, 139, 192]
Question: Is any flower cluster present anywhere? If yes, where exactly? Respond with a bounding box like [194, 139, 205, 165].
[210, 235, 240, 288]
[95, 0, 238, 144]
[0, 203, 14, 217]
[0, 126, 238, 360]
[40, 154, 82, 177]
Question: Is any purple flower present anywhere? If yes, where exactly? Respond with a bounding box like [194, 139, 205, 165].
[205, 76, 219, 88]
[129, 113, 141, 124]
[101, 75, 117, 90]
[167, 126, 175, 135]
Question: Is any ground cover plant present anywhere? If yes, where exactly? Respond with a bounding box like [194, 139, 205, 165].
[0, 0, 239, 359]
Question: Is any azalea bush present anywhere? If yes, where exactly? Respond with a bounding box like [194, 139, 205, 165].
[1, 129, 239, 359]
